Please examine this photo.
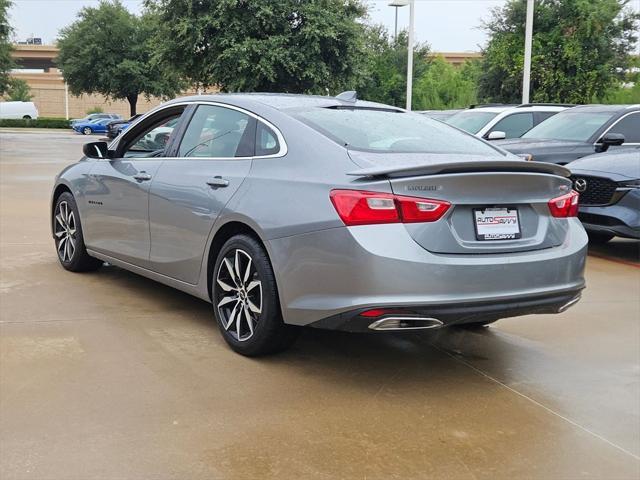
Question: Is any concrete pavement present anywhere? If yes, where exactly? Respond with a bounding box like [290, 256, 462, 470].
[1, 130, 639, 479]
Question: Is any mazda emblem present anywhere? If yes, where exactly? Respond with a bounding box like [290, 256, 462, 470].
[574, 178, 588, 193]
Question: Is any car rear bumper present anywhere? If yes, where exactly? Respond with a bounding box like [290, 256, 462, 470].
[309, 289, 583, 332]
[267, 220, 588, 327]
[579, 190, 640, 239]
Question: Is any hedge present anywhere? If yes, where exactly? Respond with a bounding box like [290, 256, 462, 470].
[0, 118, 71, 129]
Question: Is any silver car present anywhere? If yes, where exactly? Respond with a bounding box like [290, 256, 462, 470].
[51, 93, 588, 356]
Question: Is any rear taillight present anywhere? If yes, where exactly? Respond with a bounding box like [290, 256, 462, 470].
[330, 189, 451, 226]
[548, 190, 579, 218]
[395, 195, 451, 223]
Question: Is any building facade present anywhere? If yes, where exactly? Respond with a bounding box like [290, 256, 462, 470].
[7, 45, 482, 118]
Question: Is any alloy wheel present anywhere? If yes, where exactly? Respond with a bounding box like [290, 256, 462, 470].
[216, 249, 263, 342]
[83, 127, 91, 135]
[54, 201, 76, 262]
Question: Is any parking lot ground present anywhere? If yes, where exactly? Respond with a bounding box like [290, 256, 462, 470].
[1, 130, 639, 480]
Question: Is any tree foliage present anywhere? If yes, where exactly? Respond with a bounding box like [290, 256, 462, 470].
[56, 1, 183, 115]
[479, 0, 640, 104]
[358, 27, 480, 110]
[6, 78, 32, 101]
[0, 0, 14, 96]
[414, 57, 480, 109]
[145, 0, 368, 94]
[358, 27, 431, 108]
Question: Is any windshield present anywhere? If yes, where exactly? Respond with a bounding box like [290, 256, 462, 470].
[522, 111, 612, 142]
[445, 111, 499, 134]
[294, 108, 503, 156]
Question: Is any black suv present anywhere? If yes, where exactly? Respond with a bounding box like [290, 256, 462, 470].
[494, 105, 640, 164]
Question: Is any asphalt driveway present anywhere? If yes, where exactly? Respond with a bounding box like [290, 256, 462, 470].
[1, 130, 639, 480]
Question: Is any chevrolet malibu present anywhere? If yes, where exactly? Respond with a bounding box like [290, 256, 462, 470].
[51, 93, 588, 356]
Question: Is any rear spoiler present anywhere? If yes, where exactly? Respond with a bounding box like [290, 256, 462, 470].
[347, 160, 570, 179]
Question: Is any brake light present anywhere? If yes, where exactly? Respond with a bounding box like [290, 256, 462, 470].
[330, 190, 450, 226]
[548, 190, 579, 218]
[395, 195, 451, 223]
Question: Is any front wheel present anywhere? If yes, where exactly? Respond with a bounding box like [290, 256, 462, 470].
[53, 192, 102, 272]
[212, 234, 298, 356]
[82, 127, 92, 135]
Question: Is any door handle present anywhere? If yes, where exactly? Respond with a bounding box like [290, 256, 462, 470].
[206, 176, 230, 188]
[133, 172, 152, 182]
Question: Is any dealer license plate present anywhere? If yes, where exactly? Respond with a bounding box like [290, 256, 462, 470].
[474, 208, 521, 240]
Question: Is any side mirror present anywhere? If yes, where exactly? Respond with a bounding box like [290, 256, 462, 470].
[595, 133, 625, 152]
[486, 130, 506, 140]
[82, 141, 111, 159]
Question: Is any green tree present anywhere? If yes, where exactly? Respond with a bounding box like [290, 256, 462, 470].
[358, 26, 431, 108]
[479, 0, 640, 103]
[0, 0, 14, 96]
[6, 78, 32, 101]
[414, 57, 480, 109]
[145, 0, 368, 93]
[56, 1, 183, 116]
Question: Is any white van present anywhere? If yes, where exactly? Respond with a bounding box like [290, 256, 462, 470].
[0, 101, 39, 120]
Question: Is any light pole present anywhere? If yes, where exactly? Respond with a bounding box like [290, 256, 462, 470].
[388, 0, 409, 40]
[388, 0, 413, 110]
[522, 0, 535, 104]
[406, 0, 415, 111]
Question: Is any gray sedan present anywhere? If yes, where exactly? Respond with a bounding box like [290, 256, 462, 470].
[51, 93, 588, 356]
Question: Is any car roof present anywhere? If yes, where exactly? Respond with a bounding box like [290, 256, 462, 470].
[164, 93, 402, 112]
[564, 104, 640, 113]
[460, 105, 568, 114]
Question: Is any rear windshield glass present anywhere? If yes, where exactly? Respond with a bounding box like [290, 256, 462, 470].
[294, 108, 503, 156]
[445, 111, 499, 134]
[522, 111, 613, 142]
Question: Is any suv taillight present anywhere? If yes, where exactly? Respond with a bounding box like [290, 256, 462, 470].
[330, 189, 451, 226]
[548, 190, 579, 218]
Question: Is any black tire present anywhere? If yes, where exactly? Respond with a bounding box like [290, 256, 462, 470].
[22, 115, 31, 120]
[588, 231, 614, 244]
[53, 192, 103, 272]
[212, 234, 298, 356]
[82, 127, 92, 135]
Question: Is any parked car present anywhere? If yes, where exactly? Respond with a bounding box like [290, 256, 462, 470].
[569, 147, 640, 243]
[72, 118, 114, 135]
[51, 93, 587, 356]
[71, 113, 121, 126]
[445, 104, 571, 140]
[495, 104, 640, 163]
[106, 114, 142, 139]
[0, 101, 39, 119]
[418, 109, 462, 122]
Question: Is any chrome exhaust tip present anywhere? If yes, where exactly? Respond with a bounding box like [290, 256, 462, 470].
[368, 316, 443, 331]
[557, 294, 582, 313]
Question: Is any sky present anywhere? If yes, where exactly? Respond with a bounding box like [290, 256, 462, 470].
[8, 0, 640, 52]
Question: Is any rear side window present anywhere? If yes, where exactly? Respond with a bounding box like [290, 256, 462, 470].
[446, 111, 499, 134]
[534, 111, 557, 124]
[256, 122, 280, 156]
[179, 105, 255, 158]
[609, 113, 640, 143]
[294, 108, 503, 156]
[490, 113, 534, 138]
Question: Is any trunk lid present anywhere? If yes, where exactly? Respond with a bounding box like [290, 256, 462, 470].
[347, 153, 573, 254]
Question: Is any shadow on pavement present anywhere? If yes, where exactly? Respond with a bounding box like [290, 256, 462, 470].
[588, 237, 640, 265]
